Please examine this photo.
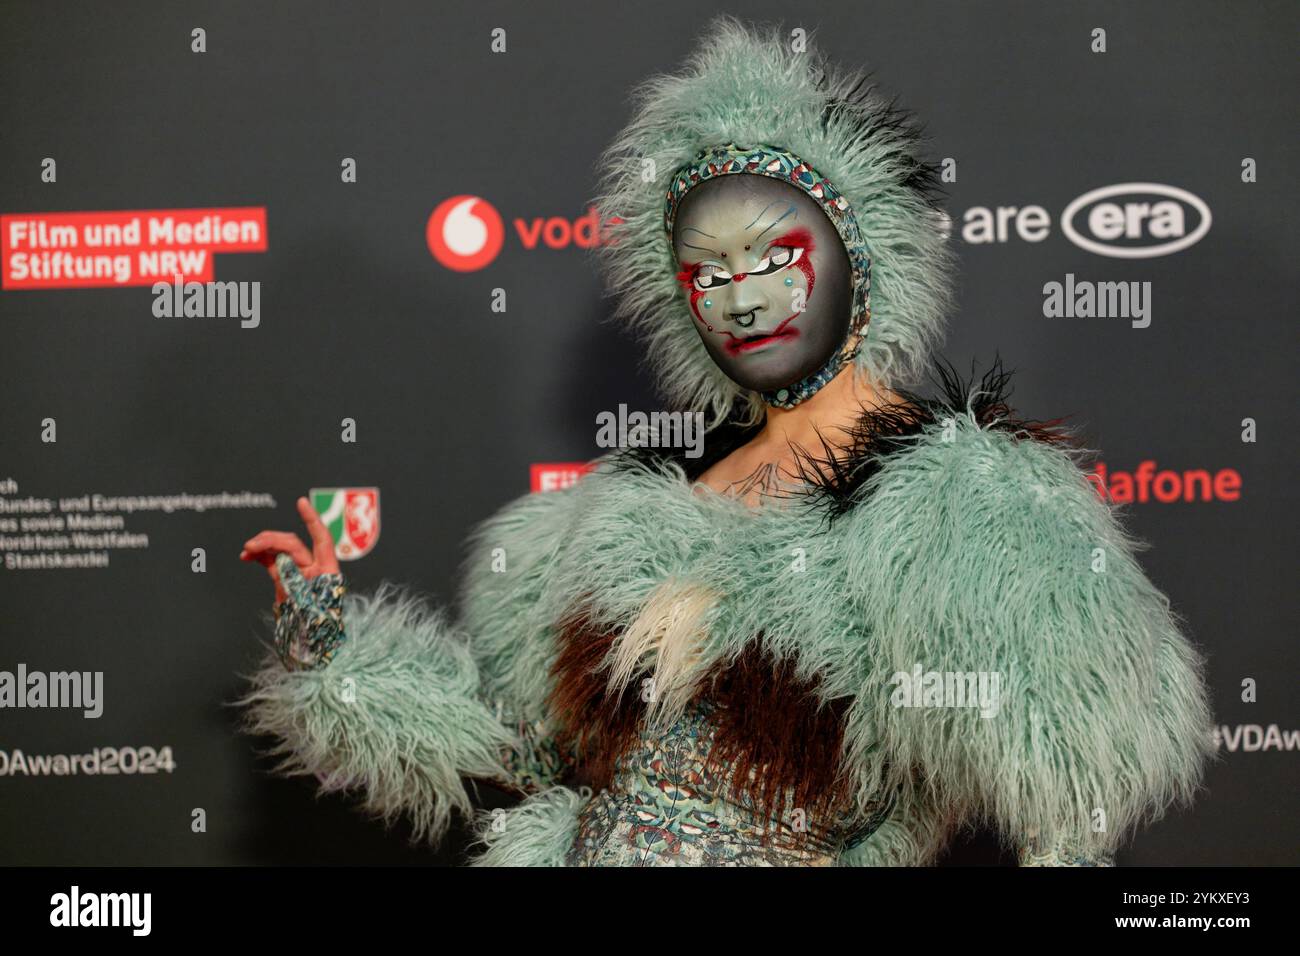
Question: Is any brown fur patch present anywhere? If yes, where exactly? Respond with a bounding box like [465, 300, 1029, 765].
[703, 645, 856, 826]
[548, 606, 855, 831]
[547, 608, 643, 790]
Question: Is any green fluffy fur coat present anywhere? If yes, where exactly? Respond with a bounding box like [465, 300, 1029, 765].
[243, 410, 1212, 865]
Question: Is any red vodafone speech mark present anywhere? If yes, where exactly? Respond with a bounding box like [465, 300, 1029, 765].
[1, 207, 267, 289]
[426, 196, 504, 272]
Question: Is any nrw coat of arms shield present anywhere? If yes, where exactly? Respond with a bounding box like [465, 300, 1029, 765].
[309, 487, 380, 560]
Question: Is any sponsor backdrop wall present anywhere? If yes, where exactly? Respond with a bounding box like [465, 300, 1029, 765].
[1, 2, 1295, 865]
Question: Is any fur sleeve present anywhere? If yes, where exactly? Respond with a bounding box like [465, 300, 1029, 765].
[242, 487, 583, 840]
[839, 785, 954, 867]
[459, 486, 582, 769]
[841, 415, 1214, 857]
[242, 587, 516, 842]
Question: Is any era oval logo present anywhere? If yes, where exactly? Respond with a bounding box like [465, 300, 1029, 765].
[426, 196, 504, 272]
[1062, 183, 1211, 259]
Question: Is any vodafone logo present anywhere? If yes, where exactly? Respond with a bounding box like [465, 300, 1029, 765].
[426, 195, 504, 272]
[1090, 461, 1241, 503]
[426, 196, 621, 272]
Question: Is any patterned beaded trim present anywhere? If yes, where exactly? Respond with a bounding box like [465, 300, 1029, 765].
[272, 553, 347, 671]
[1018, 835, 1116, 867]
[663, 143, 872, 409]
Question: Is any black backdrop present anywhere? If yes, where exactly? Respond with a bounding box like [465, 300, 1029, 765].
[1, 1, 1296, 865]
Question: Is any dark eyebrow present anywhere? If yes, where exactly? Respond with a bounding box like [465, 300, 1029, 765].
[747, 202, 797, 239]
[679, 226, 722, 257]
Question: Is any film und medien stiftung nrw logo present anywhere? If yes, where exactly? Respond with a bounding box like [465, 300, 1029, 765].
[309, 487, 379, 560]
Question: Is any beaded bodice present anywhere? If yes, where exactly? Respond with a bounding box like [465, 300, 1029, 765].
[565, 700, 893, 867]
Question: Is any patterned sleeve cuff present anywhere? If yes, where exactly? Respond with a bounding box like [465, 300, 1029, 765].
[272, 553, 347, 671]
[491, 701, 575, 794]
[1019, 833, 1115, 867]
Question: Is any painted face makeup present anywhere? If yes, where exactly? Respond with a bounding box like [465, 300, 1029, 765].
[672, 174, 853, 395]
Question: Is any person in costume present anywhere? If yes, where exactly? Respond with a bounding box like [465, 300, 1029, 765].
[239, 18, 1212, 866]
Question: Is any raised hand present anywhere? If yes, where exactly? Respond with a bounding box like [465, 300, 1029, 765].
[240, 496, 341, 604]
[241, 496, 347, 671]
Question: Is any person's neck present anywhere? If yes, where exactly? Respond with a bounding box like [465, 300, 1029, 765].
[757, 365, 897, 452]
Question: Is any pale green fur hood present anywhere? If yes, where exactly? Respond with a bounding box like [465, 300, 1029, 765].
[593, 16, 956, 423]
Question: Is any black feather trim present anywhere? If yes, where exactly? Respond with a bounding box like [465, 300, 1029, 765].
[609, 357, 1072, 522]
